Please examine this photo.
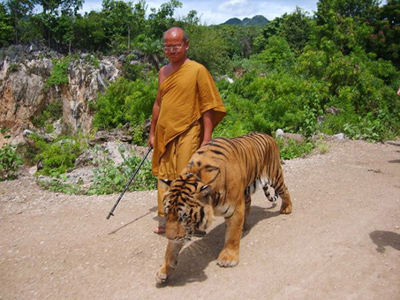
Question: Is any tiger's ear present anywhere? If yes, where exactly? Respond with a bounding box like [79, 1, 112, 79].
[159, 179, 172, 189]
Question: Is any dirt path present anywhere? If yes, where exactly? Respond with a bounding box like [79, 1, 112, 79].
[1, 139, 400, 300]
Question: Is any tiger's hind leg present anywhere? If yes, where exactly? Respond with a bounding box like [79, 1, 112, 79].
[243, 186, 252, 231]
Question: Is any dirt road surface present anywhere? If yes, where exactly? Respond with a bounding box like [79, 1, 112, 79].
[1, 139, 400, 300]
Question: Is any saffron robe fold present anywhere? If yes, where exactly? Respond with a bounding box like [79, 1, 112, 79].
[152, 60, 226, 177]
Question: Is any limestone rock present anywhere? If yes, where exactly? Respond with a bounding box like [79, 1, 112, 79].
[0, 45, 122, 145]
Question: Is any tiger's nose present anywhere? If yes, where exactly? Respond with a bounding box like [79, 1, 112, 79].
[165, 221, 185, 240]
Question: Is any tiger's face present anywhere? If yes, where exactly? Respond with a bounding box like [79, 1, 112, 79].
[161, 173, 214, 242]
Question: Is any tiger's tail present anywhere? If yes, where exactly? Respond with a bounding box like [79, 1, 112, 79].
[258, 179, 279, 202]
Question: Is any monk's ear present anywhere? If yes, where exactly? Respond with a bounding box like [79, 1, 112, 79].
[159, 179, 172, 190]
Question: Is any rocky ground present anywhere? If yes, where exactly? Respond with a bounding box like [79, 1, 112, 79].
[1, 139, 399, 300]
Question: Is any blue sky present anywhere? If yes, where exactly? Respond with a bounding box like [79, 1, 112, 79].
[80, 0, 320, 24]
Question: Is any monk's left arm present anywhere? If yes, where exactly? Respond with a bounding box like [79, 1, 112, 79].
[201, 110, 214, 147]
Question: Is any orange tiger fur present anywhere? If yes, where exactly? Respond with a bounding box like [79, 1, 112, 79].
[155, 132, 292, 283]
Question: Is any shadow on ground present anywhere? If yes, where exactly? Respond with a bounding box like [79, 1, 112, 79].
[385, 141, 400, 147]
[370, 230, 400, 253]
[158, 204, 281, 287]
[108, 206, 157, 235]
[388, 159, 400, 164]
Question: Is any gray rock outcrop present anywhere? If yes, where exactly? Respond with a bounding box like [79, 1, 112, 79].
[0, 45, 121, 145]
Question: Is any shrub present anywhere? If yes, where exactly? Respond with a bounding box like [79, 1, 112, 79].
[93, 76, 157, 130]
[0, 144, 22, 181]
[45, 57, 71, 89]
[88, 147, 156, 195]
[32, 100, 63, 129]
[32, 134, 86, 176]
[276, 138, 314, 160]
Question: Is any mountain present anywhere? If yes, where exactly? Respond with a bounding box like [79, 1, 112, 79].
[222, 15, 269, 26]
[223, 17, 242, 25]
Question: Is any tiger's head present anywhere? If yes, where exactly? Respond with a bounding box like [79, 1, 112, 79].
[161, 173, 214, 242]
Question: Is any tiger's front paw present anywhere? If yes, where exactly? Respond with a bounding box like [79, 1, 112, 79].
[280, 204, 292, 214]
[217, 249, 239, 267]
[155, 265, 170, 284]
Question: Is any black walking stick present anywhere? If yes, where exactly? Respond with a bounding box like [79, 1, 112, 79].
[106, 146, 153, 219]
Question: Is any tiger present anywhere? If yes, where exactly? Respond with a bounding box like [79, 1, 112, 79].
[155, 132, 292, 283]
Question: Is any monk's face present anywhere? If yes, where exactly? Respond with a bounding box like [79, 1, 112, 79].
[163, 29, 189, 64]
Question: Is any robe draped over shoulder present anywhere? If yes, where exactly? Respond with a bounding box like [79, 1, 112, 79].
[152, 60, 226, 176]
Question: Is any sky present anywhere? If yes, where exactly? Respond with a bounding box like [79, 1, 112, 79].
[80, 0, 320, 25]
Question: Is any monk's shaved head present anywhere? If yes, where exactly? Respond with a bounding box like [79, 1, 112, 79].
[163, 27, 188, 42]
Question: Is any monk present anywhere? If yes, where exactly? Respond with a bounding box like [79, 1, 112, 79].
[148, 27, 226, 234]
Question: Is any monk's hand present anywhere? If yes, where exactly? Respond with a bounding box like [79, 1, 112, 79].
[148, 134, 155, 148]
[200, 139, 210, 147]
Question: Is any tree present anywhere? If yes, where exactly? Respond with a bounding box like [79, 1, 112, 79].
[316, 0, 380, 23]
[35, 0, 82, 49]
[147, 0, 182, 39]
[186, 25, 229, 74]
[253, 7, 312, 55]
[0, 3, 13, 47]
[280, 7, 313, 54]
[73, 11, 108, 52]
[368, 0, 400, 67]
[5, 0, 34, 43]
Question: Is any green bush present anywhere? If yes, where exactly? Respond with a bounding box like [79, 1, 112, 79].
[37, 179, 85, 195]
[93, 76, 157, 130]
[0, 144, 22, 181]
[122, 54, 147, 81]
[45, 57, 71, 89]
[88, 147, 156, 195]
[32, 134, 86, 176]
[32, 100, 63, 129]
[276, 138, 314, 160]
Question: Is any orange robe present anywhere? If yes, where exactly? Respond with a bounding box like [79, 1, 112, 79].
[152, 60, 226, 178]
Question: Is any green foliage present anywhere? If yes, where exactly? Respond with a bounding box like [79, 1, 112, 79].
[37, 178, 85, 195]
[88, 146, 156, 195]
[147, 0, 182, 39]
[16, 143, 38, 166]
[93, 76, 157, 129]
[0, 144, 22, 181]
[122, 55, 147, 81]
[32, 100, 63, 129]
[368, 0, 400, 67]
[45, 57, 71, 89]
[5, 0, 35, 44]
[251, 35, 295, 69]
[254, 7, 312, 55]
[315, 140, 330, 154]
[216, 71, 327, 137]
[0, 3, 13, 47]
[186, 25, 230, 74]
[8, 63, 19, 74]
[276, 138, 314, 160]
[32, 134, 86, 176]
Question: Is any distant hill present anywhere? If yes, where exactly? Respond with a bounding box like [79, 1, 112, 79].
[222, 15, 269, 26]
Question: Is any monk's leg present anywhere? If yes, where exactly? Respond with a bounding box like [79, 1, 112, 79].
[155, 140, 178, 233]
[175, 121, 201, 174]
